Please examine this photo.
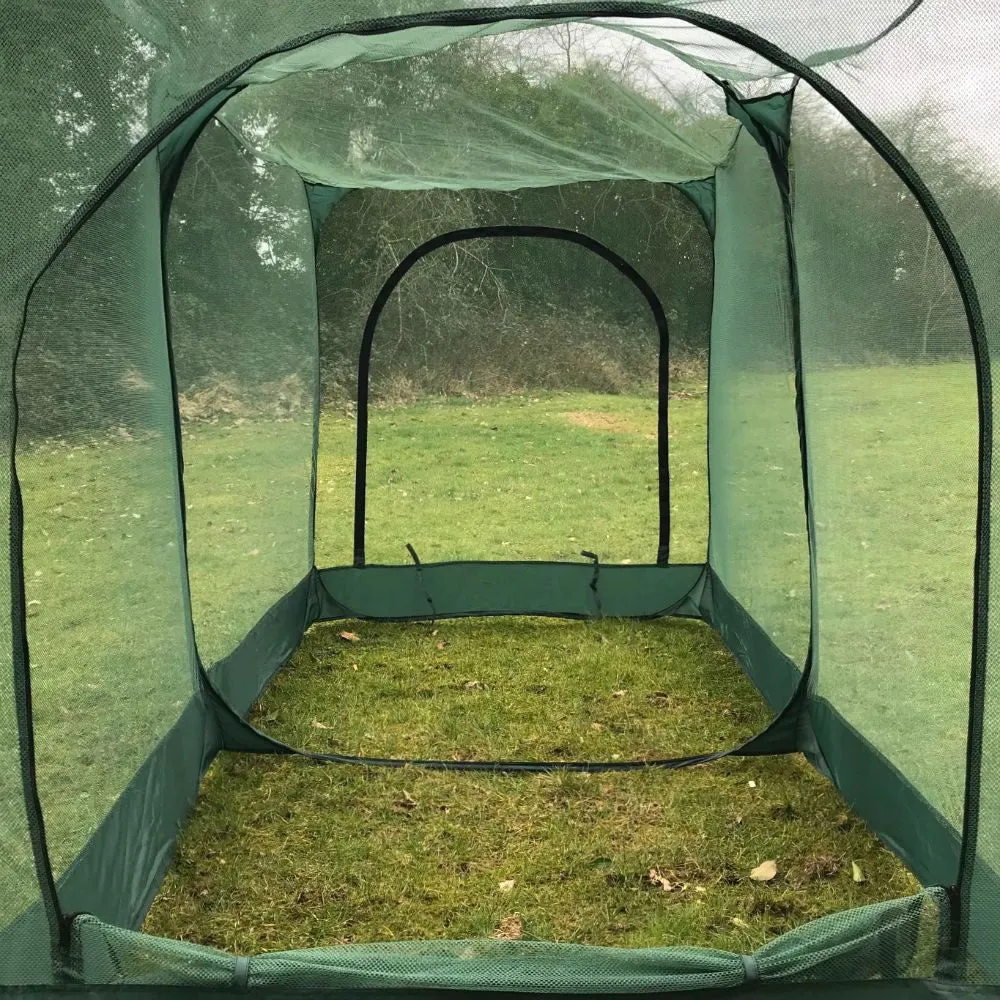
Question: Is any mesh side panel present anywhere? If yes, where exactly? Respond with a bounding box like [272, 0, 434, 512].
[316, 182, 710, 569]
[167, 120, 316, 668]
[812, 6, 1000, 981]
[250, 940, 742, 992]
[708, 129, 809, 667]
[15, 156, 196, 881]
[73, 890, 943, 988]
[754, 887, 946, 981]
[792, 85, 976, 831]
[74, 913, 236, 986]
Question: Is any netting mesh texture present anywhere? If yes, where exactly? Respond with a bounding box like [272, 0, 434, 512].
[314, 182, 711, 569]
[15, 155, 197, 882]
[168, 119, 317, 669]
[2, 0, 998, 989]
[72, 889, 946, 987]
[792, 84, 977, 832]
[709, 127, 809, 668]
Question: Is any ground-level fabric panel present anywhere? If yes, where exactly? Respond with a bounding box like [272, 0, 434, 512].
[1, 983, 995, 1000]
[317, 563, 703, 621]
[208, 572, 317, 718]
[701, 570, 799, 714]
[70, 890, 944, 988]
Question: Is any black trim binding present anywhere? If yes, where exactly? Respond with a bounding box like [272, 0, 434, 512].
[10, 287, 69, 976]
[8, 476, 67, 973]
[351, 225, 671, 568]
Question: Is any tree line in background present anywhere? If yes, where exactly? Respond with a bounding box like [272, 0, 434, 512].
[12, 19, 998, 440]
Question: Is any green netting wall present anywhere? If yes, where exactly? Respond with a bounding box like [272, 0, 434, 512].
[313, 181, 712, 571]
[809, 4, 1000, 979]
[167, 119, 317, 673]
[16, 152, 199, 895]
[2, 1, 999, 992]
[71, 888, 946, 989]
[792, 84, 975, 848]
[708, 127, 809, 670]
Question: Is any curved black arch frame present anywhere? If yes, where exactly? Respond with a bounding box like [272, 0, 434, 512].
[351, 225, 671, 568]
[9, 0, 991, 972]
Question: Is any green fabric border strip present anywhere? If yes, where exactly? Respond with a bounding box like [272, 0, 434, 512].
[64, 889, 943, 991]
[316, 562, 704, 621]
[807, 697, 961, 892]
[56, 695, 208, 929]
[700, 570, 801, 713]
[4, 982, 999, 1000]
[208, 572, 318, 718]
[0, 694, 209, 970]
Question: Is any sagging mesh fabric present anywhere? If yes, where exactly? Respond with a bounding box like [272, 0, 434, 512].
[708, 129, 809, 667]
[314, 181, 711, 569]
[14, 156, 197, 886]
[72, 888, 945, 987]
[167, 119, 317, 669]
[792, 84, 977, 833]
[220, 22, 735, 191]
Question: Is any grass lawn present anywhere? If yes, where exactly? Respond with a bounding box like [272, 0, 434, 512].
[143, 372, 964, 955]
[5, 362, 975, 953]
[143, 615, 920, 953]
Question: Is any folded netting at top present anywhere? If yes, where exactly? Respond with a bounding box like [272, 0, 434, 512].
[216, 21, 743, 190]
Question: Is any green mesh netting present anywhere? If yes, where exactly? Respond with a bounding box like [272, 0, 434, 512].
[15, 153, 197, 887]
[73, 888, 945, 988]
[2, 0, 997, 990]
[220, 23, 736, 191]
[168, 119, 317, 670]
[792, 83, 976, 833]
[708, 127, 809, 669]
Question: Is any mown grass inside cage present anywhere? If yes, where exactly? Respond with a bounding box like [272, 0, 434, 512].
[144, 614, 919, 953]
[142, 376, 931, 954]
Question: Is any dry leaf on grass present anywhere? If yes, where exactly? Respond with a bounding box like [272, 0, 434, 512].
[647, 868, 675, 892]
[338, 631, 361, 642]
[498, 879, 516, 893]
[310, 720, 332, 730]
[750, 860, 778, 882]
[464, 679, 482, 690]
[436, 640, 448, 650]
[393, 790, 418, 811]
[494, 914, 522, 940]
[851, 862, 866, 883]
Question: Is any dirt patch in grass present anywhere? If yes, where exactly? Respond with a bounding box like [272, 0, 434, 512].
[561, 410, 655, 437]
